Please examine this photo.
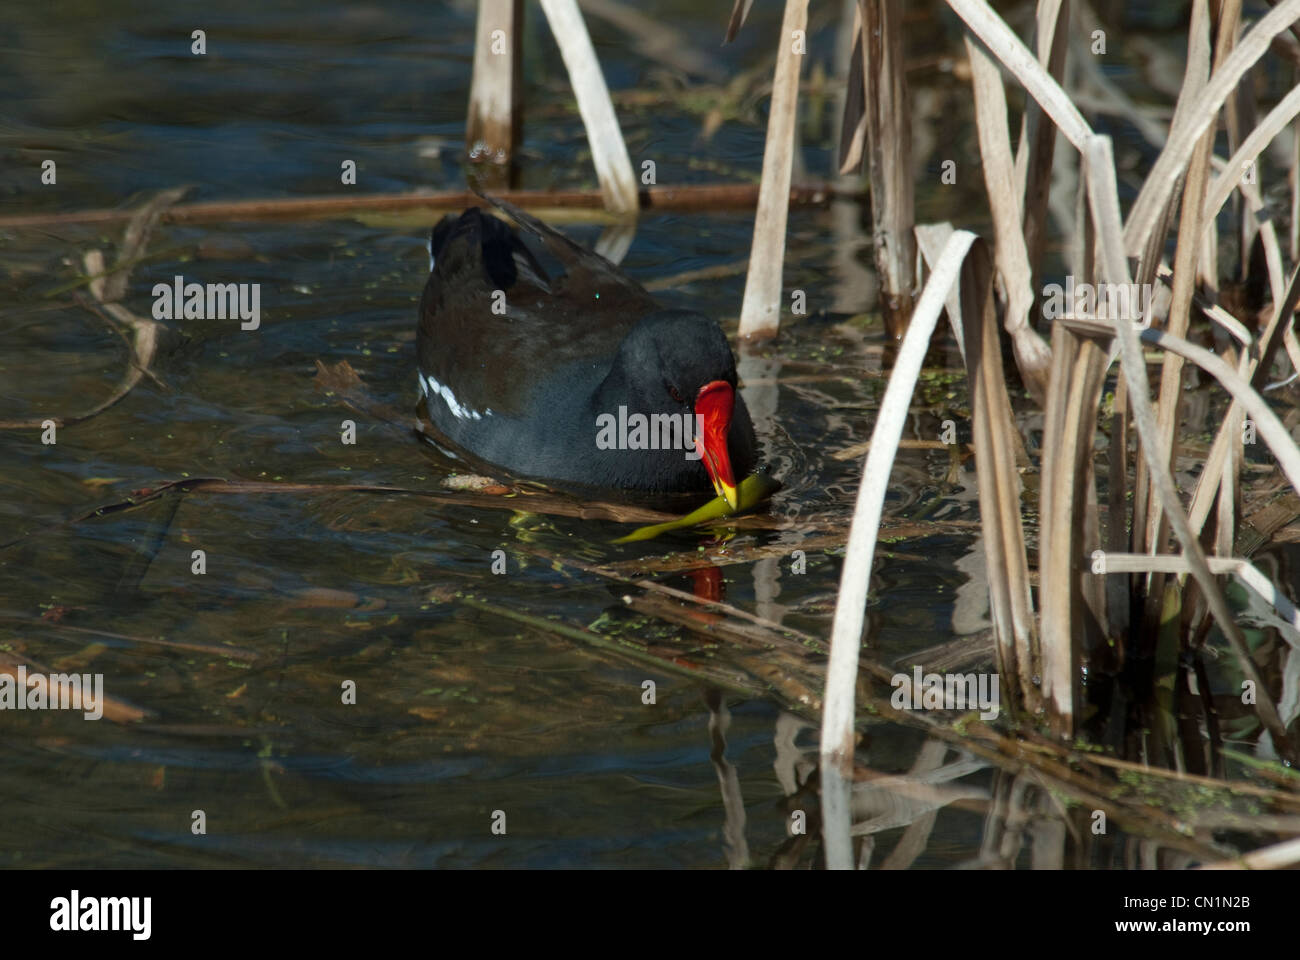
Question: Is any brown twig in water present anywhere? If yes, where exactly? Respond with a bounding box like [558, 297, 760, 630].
[0, 611, 259, 663]
[0, 190, 185, 430]
[0, 184, 843, 230]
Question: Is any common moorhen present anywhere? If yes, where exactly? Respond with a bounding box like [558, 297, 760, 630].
[416, 197, 757, 508]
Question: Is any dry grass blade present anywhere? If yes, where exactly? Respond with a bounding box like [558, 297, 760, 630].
[915, 222, 967, 362]
[738, 0, 809, 340]
[104, 186, 189, 303]
[1231, 170, 1288, 309]
[1139, 326, 1300, 497]
[1186, 261, 1300, 536]
[0, 184, 840, 230]
[1202, 84, 1300, 229]
[964, 33, 1052, 405]
[944, 0, 1093, 149]
[0, 611, 260, 663]
[959, 238, 1039, 713]
[821, 228, 977, 869]
[837, 1, 866, 176]
[0, 653, 149, 724]
[538, 0, 638, 213]
[1294, 104, 1300, 263]
[0, 475, 687, 550]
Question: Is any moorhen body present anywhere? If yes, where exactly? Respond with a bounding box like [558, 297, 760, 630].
[416, 197, 757, 507]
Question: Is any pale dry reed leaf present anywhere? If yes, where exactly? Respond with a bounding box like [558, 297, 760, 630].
[738, 0, 809, 339]
[821, 229, 977, 870]
[945, 0, 1093, 148]
[539, 0, 638, 213]
[965, 34, 1052, 405]
[960, 238, 1038, 712]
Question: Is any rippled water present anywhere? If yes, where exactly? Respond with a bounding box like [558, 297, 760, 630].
[1, 0, 1257, 868]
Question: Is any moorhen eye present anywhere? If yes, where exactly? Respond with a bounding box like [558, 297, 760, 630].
[668, 385, 684, 404]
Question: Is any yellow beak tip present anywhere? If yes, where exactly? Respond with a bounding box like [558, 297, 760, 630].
[720, 485, 739, 512]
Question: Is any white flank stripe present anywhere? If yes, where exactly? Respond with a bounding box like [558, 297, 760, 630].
[422, 372, 489, 421]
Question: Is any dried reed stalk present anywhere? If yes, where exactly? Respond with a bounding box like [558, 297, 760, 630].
[846, 0, 915, 338]
[466, 0, 523, 169]
[958, 239, 1039, 714]
[1038, 317, 1108, 736]
[965, 32, 1053, 406]
[738, 0, 810, 340]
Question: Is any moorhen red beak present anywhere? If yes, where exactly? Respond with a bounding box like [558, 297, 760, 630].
[694, 380, 738, 509]
[416, 196, 757, 507]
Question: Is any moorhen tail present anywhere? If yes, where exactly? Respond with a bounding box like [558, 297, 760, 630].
[416, 196, 757, 507]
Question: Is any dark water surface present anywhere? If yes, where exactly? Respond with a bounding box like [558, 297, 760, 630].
[0, 1, 1237, 868]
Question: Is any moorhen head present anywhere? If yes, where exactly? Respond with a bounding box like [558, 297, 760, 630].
[416, 197, 757, 508]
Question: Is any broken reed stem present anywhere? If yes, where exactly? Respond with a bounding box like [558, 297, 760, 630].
[465, 0, 523, 169]
[737, 0, 809, 341]
[858, 0, 915, 338]
[821, 228, 976, 870]
[1199, 835, 1300, 870]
